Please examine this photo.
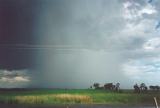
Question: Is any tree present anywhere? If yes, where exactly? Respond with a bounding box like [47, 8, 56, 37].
[93, 83, 100, 89]
[140, 83, 148, 92]
[115, 83, 120, 92]
[133, 83, 140, 93]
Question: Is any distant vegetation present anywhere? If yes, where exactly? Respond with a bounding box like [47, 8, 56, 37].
[92, 82, 160, 93]
[92, 83, 120, 92]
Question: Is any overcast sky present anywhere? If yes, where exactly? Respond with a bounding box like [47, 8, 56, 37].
[0, 0, 160, 88]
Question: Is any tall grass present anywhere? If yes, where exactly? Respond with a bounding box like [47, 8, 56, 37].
[13, 94, 92, 104]
[15, 95, 49, 104]
[55, 94, 92, 103]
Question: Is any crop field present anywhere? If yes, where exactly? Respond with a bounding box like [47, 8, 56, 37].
[0, 89, 159, 105]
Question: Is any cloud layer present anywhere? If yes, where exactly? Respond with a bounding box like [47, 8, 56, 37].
[1, 0, 160, 88]
[121, 0, 160, 86]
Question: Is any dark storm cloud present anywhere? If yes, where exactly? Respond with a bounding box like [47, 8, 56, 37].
[0, 0, 36, 44]
[0, 0, 38, 69]
[30, 0, 133, 88]
[148, 0, 153, 3]
[155, 21, 160, 29]
[34, 0, 125, 49]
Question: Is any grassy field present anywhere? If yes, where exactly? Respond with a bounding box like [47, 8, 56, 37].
[0, 89, 159, 105]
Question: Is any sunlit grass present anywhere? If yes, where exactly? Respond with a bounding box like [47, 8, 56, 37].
[15, 95, 49, 104]
[12, 94, 92, 104]
[54, 94, 92, 103]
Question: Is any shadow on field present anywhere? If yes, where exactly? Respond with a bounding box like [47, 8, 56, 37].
[0, 104, 156, 108]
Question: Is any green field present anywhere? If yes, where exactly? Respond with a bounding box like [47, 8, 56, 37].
[0, 89, 159, 105]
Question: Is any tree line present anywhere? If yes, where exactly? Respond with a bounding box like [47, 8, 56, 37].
[91, 82, 160, 93]
[91, 83, 120, 92]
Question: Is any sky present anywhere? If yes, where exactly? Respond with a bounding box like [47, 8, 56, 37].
[0, 0, 160, 88]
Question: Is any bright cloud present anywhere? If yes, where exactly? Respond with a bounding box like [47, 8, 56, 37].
[0, 69, 30, 88]
[0, 76, 30, 83]
[123, 1, 156, 20]
[140, 4, 156, 15]
[123, 1, 132, 9]
[120, 0, 160, 86]
[121, 19, 154, 37]
[143, 37, 160, 50]
[122, 57, 160, 84]
[122, 0, 156, 36]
